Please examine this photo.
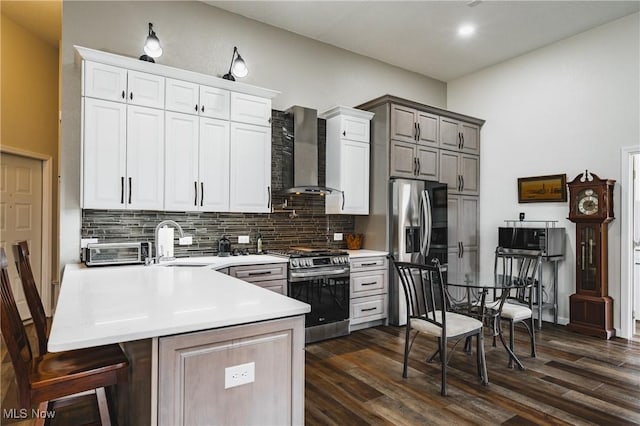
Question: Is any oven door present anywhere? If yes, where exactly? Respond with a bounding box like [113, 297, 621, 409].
[288, 274, 350, 327]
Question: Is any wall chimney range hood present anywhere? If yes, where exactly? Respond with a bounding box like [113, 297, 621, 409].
[282, 105, 340, 195]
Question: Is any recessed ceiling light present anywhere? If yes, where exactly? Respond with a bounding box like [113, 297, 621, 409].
[458, 24, 475, 37]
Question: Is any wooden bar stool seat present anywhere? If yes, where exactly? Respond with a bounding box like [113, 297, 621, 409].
[1, 247, 129, 425]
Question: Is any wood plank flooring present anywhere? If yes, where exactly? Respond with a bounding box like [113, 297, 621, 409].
[2, 323, 639, 425]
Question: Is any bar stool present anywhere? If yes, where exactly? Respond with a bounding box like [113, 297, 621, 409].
[1, 247, 129, 425]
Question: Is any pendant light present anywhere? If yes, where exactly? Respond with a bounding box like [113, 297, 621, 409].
[139, 22, 163, 63]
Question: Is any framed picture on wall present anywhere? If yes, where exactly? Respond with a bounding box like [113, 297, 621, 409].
[518, 174, 567, 203]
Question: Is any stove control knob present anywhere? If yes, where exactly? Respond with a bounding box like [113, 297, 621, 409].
[342, 256, 349, 264]
[305, 259, 312, 267]
[291, 259, 299, 267]
[332, 257, 338, 264]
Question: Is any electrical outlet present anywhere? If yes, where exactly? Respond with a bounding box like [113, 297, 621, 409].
[178, 236, 192, 245]
[333, 233, 343, 241]
[224, 362, 255, 389]
[238, 235, 250, 244]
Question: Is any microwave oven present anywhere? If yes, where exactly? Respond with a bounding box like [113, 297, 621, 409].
[83, 242, 152, 266]
[498, 227, 565, 258]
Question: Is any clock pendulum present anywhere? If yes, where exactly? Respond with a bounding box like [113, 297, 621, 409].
[566, 170, 615, 339]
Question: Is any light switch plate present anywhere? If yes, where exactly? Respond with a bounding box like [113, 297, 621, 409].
[238, 235, 250, 244]
[333, 233, 343, 241]
[178, 236, 192, 246]
[225, 362, 255, 389]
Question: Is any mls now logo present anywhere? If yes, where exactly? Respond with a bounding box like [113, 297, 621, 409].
[3, 408, 56, 420]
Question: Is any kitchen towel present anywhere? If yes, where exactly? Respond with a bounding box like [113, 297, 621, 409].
[158, 226, 174, 258]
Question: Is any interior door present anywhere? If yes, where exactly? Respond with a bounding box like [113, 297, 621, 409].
[0, 153, 43, 319]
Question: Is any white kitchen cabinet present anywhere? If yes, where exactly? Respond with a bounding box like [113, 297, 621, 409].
[439, 150, 479, 195]
[439, 116, 480, 155]
[230, 92, 272, 126]
[82, 98, 164, 210]
[322, 106, 375, 215]
[165, 78, 230, 120]
[229, 122, 271, 213]
[84, 61, 165, 109]
[165, 112, 230, 212]
[349, 256, 388, 331]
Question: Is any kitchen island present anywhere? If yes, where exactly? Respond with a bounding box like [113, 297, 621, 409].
[49, 257, 309, 426]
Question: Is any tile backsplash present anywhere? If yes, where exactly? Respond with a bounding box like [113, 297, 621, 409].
[81, 110, 355, 256]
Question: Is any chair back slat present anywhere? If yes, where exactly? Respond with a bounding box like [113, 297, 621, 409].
[392, 257, 447, 333]
[494, 247, 542, 307]
[0, 248, 34, 408]
[13, 241, 48, 356]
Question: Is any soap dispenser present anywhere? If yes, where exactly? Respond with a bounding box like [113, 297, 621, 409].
[256, 232, 263, 254]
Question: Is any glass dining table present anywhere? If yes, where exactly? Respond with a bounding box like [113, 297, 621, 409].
[444, 279, 531, 370]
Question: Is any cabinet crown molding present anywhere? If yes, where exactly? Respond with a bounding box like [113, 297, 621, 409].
[319, 106, 375, 121]
[74, 45, 280, 100]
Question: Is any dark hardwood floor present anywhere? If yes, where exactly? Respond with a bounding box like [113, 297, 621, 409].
[2, 322, 639, 425]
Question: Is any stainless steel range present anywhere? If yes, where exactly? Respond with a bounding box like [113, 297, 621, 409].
[269, 247, 350, 343]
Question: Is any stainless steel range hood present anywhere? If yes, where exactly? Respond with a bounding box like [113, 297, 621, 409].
[283, 105, 339, 195]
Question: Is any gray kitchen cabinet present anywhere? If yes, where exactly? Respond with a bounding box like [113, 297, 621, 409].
[391, 104, 438, 146]
[447, 195, 479, 286]
[158, 316, 305, 426]
[229, 263, 287, 295]
[439, 150, 479, 195]
[390, 141, 439, 180]
[439, 116, 480, 155]
[349, 256, 388, 331]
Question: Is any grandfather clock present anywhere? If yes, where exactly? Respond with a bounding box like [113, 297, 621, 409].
[567, 171, 615, 339]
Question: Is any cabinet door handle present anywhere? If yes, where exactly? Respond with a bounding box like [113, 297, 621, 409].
[129, 92, 133, 101]
[361, 281, 377, 286]
[248, 271, 272, 276]
[195, 104, 198, 112]
[121, 90, 125, 99]
[416, 157, 421, 175]
[342, 130, 346, 137]
[120, 177, 125, 204]
[361, 307, 378, 312]
[458, 132, 462, 149]
[201, 105, 205, 113]
[413, 157, 418, 175]
[341, 191, 345, 210]
[128, 177, 132, 204]
[201, 182, 204, 206]
[414, 122, 418, 141]
[361, 262, 378, 267]
[460, 175, 465, 191]
[458, 242, 462, 258]
[267, 186, 271, 209]
[461, 133, 465, 149]
[416, 122, 421, 141]
[194, 181, 198, 206]
[460, 242, 464, 258]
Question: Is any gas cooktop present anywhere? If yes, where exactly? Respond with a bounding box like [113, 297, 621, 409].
[268, 247, 348, 258]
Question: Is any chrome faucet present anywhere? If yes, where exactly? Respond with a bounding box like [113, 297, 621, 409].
[154, 220, 186, 263]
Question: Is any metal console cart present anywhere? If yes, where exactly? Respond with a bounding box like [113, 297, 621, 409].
[500, 220, 566, 329]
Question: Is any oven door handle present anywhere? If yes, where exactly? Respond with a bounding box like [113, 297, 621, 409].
[289, 268, 350, 281]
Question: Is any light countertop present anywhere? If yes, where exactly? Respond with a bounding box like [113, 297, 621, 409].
[48, 257, 308, 352]
[347, 249, 388, 258]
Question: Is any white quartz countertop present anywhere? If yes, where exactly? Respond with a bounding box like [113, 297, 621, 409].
[48, 257, 308, 352]
[347, 249, 388, 258]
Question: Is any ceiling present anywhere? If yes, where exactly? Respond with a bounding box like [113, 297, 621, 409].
[1, 0, 61, 47]
[1, 1, 637, 81]
[206, 1, 640, 82]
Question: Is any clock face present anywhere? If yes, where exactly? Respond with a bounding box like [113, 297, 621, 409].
[577, 189, 598, 215]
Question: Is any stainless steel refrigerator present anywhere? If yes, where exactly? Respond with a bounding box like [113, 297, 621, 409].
[388, 178, 448, 325]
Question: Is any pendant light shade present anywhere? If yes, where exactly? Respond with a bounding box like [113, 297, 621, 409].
[222, 47, 248, 81]
[139, 22, 162, 63]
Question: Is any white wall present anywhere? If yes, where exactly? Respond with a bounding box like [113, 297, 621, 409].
[447, 13, 640, 332]
[59, 1, 446, 271]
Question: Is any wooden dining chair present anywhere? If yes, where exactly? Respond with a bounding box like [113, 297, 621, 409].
[13, 240, 49, 356]
[492, 247, 542, 369]
[390, 256, 488, 396]
[0, 248, 129, 426]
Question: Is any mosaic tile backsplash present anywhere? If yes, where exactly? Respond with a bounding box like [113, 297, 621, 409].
[81, 110, 355, 256]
